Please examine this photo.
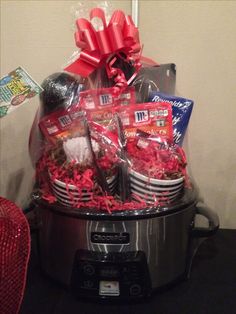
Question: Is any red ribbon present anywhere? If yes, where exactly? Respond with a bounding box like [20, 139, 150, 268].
[64, 8, 141, 82]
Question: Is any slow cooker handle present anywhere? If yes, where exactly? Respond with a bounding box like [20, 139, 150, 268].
[191, 204, 219, 238]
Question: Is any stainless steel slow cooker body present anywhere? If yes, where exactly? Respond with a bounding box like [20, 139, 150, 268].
[35, 188, 219, 296]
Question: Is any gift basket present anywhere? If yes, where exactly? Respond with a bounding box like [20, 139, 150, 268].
[30, 3, 219, 299]
[30, 8, 189, 210]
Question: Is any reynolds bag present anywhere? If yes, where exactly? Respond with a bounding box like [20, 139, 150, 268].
[149, 92, 194, 145]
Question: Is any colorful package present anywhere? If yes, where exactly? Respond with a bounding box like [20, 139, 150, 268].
[117, 102, 173, 141]
[79, 87, 136, 110]
[0, 67, 43, 117]
[149, 92, 193, 145]
[38, 104, 85, 143]
[79, 87, 136, 128]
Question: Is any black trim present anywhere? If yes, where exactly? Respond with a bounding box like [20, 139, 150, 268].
[52, 182, 92, 193]
[130, 173, 184, 188]
[130, 185, 182, 199]
[52, 184, 92, 197]
[130, 180, 182, 194]
[34, 188, 198, 221]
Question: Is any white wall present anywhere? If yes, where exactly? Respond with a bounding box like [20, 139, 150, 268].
[139, 0, 236, 228]
[1, 0, 236, 228]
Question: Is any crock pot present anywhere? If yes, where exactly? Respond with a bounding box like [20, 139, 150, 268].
[34, 188, 219, 299]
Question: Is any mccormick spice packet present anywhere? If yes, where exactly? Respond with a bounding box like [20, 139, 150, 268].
[79, 87, 136, 109]
[117, 102, 173, 141]
[39, 105, 86, 143]
[0, 67, 43, 118]
[149, 92, 194, 145]
[79, 87, 135, 126]
[38, 84, 136, 143]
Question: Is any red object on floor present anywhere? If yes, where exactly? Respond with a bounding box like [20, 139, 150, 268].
[0, 197, 30, 314]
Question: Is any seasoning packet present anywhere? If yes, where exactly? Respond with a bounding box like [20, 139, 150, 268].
[79, 86, 136, 110]
[38, 105, 85, 143]
[79, 86, 136, 127]
[117, 102, 173, 142]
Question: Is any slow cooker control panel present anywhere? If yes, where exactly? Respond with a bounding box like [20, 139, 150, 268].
[71, 250, 151, 299]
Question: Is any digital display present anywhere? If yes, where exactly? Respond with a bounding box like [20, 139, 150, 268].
[100, 267, 119, 278]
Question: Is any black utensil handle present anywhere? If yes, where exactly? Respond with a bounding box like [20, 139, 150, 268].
[191, 204, 219, 238]
[84, 118, 111, 194]
[115, 113, 130, 202]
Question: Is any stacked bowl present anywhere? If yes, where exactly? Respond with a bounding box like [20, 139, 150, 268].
[129, 169, 184, 204]
[50, 174, 118, 207]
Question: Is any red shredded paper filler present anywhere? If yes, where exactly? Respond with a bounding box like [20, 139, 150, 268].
[0, 197, 31, 314]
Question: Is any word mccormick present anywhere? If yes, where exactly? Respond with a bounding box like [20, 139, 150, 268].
[118, 102, 173, 141]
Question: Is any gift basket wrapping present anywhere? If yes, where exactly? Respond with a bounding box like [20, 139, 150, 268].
[29, 3, 219, 298]
[29, 5, 193, 210]
[0, 197, 30, 314]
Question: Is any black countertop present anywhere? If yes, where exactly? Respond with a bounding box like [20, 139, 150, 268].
[20, 229, 236, 314]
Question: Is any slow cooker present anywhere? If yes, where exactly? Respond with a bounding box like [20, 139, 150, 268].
[35, 188, 219, 299]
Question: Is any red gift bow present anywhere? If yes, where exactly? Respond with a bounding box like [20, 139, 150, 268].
[64, 8, 142, 84]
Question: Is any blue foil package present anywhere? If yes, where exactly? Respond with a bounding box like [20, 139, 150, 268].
[149, 92, 194, 145]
